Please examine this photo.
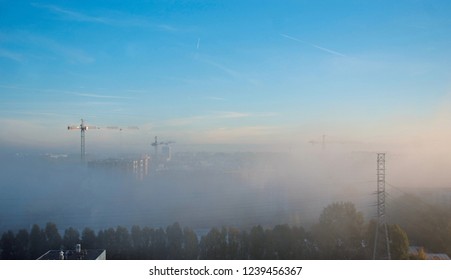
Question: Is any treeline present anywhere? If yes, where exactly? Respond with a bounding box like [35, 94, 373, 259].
[2, 222, 309, 260]
[1, 201, 417, 260]
[388, 193, 451, 257]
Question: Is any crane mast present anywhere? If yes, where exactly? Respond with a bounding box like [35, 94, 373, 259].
[151, 136, 174, 163]
[68, 119, 139, 161]
[67, 119, 98, 160]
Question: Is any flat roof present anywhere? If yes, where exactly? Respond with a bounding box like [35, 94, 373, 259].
[38, 249, 106, 260]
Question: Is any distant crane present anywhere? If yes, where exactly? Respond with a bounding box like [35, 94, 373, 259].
[309, 134, 326, 150]
[67, 119, 98, 160]
[151, 136, 174, 161]
[68, 119, 139, 160]
[309, 134, 361, 150]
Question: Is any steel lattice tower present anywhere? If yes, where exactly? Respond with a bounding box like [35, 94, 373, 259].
[68, 119, 97, 161]
[373, 153, 391, 259]
[68, 119, 138, 161]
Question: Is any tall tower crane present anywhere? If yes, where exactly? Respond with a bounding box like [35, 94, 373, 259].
[68, 119, 139, 160]
[308, 135, 361, 150]
[151, 136, 174, 161]
[309, 134, 326, 150]
[67, 119, 98, 160]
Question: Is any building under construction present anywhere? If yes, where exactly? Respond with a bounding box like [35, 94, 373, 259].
[87, 154, 151, 180]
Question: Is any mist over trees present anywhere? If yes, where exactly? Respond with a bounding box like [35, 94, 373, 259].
[0, 151, 379, 233]
[1, 152, 450, 260]
[388, 194, 451, 257]
[1, 202, 416, 260]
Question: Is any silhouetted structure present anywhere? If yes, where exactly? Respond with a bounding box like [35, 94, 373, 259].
[37, 244, 106, 260]
[373, 153, 391, 259]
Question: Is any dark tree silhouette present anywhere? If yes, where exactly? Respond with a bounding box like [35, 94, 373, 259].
[81, 227, 97, 249]
[0, 231, 15, 259]
[29, 224, 47, 259]
[45, 222, 62, 250]
[63, 227, 80, 250]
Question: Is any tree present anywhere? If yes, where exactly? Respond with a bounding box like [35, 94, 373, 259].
[291, 226, 308, 259]
[29, 224, 47, 259]
[15, 229, 30, 259]
[238, 230, 250, 259]
[63, 227, 80, 250]
[389, 224, 409, 260]
[152, 228, 167, 259]
[249, 225, 265, 259]
[389, 194, 451, 254]
[264, 228, 276, 259]
[100, 228, 117, 259]
[81, 227, 97, 249]
[199, 227, 226, 259]
[271, 224, 296, 259]
[0, 231, 16, 259]
[166, 223, 183, 259]
[45, 222, 62, 250]
[183, 227, 198, 259]
[130, 225, 144, 259]
[141, 226, 154, 259]
[226, 227, 241, 259]
[313, 202, 365, 259]
[446, 221, 451, 257]
[96, 229, 106, 250]
[114, 226, 131, 259]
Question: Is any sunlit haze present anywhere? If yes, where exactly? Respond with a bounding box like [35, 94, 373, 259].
[1, 1, 451, 242]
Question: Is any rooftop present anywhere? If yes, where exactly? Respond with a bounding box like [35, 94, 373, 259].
[37, 249, 106, 260]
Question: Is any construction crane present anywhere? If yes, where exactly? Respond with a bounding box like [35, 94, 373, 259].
[308, 134, 361, 150]
[68, 119, 139, 160]
[151, 136, 174, 161]
[67, 119, 98, 160]
[309, 134, 327, 150]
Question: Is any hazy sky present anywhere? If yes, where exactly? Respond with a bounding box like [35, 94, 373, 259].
[1, 0, 450, 152]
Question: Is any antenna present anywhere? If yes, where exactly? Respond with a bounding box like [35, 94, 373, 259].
[373, 153, 391, 260]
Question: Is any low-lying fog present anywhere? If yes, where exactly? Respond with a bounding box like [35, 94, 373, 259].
[1, 139, 450, 233]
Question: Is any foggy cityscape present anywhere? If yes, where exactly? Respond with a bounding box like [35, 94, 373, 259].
[1, 1, 451, 260]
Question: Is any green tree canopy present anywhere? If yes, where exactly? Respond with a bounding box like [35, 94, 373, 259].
[313, 202, 365, 259]
[389, 224, 409, 260]
[45, 222, 62, 250]
[63, 227, 80, 250]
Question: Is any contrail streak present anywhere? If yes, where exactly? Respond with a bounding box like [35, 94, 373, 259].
[280, 33, 346, 57]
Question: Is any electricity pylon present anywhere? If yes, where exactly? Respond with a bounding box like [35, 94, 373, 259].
[373, 153, 391, 260]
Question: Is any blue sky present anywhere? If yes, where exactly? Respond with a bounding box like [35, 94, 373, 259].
[1, 0, 451, 152]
